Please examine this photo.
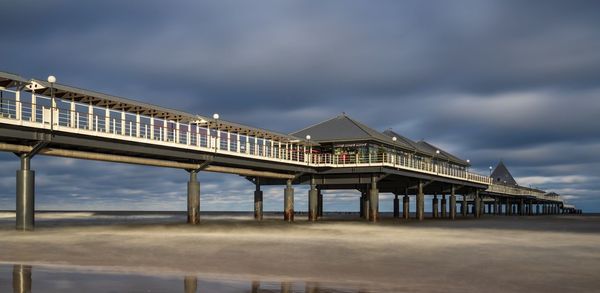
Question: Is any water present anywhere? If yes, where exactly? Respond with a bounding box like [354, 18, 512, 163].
[1, 264, 371, 293]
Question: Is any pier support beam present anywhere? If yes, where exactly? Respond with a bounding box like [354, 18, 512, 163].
[393, 194, 400, 218]
[362, 189, 370, 220]
[369, 175, 379, 222]
[187, 170, 200, 224]
[317, 188, 323, 218]
[308, 177, 318, 222]
[432, 194, 439, 218]
[16, 155, 35, 231]
[474, 190, 481, 218]
[416, 181, 424, 221]
[519, 199, 524, 216]
[441, 194, 447, 218]
[461, 195, 467, 217]
[450, 186, 456, 220]
[254, 177, 263, 221]
[494, 197, 500, 215]
[403, 193, 410, 219]
[284, 179, 294, 222]
[359, 190, 365, 218]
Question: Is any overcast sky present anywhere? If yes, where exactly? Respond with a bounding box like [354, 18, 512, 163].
[1, 0, 599, 212]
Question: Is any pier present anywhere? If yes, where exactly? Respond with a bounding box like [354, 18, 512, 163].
[0, 71, 579, 231]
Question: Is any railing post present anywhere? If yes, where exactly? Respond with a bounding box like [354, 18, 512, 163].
[70, 100, 76, 128]
[88, 103, 93, 130]
[136, 113, 141, 137]
[105, 106, 110, 133]
[31, 92, 36, 122]
[15, 90, 21, 120]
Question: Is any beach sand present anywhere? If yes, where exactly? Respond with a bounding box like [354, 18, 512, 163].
[0, 212, 599, 292]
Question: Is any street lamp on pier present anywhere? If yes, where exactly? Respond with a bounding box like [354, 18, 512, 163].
[47, 75, 56, 134]
[305, 134, 311, 164]
[212, 113, 220, 152]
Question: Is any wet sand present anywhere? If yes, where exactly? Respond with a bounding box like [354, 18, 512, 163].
[0, 212, 599, 292]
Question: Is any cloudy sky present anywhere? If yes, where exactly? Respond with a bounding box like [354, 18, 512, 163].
[1, 0, 599, 212]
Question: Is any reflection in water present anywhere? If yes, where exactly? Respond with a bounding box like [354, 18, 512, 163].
[12, 265, 32, 293]
[281, 281, 292, 293]
[183, 276, 197, 293]
[4, 264, 372, 293]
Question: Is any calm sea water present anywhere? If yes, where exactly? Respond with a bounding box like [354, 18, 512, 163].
[0, 211, 381, 292]
[1, 264, 373, 293]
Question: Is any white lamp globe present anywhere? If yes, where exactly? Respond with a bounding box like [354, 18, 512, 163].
[392, 136, 397, 142]
[212, 113, 220, 120]
[305, 135, 311, 140]
[47, 75, 56, 83]
[436, 150, 440, 154]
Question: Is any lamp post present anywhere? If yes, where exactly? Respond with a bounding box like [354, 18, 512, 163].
[305, 134, 311, 164]
[489, 165, 493, 176]
[47, 75, 56, 133]
[392, 136, 397, 165]
[212, 113, 219, 153]
[435, 149, 440, 173]
[466, 159, 470, 178]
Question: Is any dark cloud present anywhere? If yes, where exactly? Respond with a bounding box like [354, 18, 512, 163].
[0, 0, 599, 211]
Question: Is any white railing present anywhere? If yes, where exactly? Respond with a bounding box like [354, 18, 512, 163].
[0, 88, 492, 185]
[308, 152, 492, 185]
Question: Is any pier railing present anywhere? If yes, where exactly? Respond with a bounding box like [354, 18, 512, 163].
[0, 88, 491, 185]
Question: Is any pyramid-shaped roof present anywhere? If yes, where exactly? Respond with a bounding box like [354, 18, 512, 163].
[290, 114, 414, 151]
[415, 140, 470, 166]
[491, 161, 518, 185]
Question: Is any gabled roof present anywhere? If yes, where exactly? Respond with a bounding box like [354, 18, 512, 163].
[415, 140, 470, 166]
[491, 161, 518, 186]
[290, 114, 413, 151]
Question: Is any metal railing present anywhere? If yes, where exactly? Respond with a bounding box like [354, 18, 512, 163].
[0, 88, 493, 185]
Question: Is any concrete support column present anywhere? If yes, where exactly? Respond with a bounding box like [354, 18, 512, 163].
[442, 194, 448, 219]
[187, 170, 200, 224]
[462, 195, 467, 217]
[254, 177, 263, 221]
[519, 199, 524, 216]
[317, 189, 323, 218]
[528, 202, 532, 215]
[369, 175, 379, 222]
[393, 194, 400, 218]
[308, 177, 318, 221]
[536, 204, 540, 215]
[474, 190, 481, 218]
[507, 199, 512, 216]
[403, 194, 410, 219]
[284, 179, 294, 222]
[432, 194, 439, 218]
[450, 186, 456, 220]
[494, 197, 500, 215]
[362, 190, 370, 220]
[416, 180, 424, 221]
[359, 191, 365, 218]
[16, 155, 35, 231]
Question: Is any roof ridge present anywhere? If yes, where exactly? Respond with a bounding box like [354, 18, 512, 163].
[344, 115, 378, 138]
[289, 114, 343, 136]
